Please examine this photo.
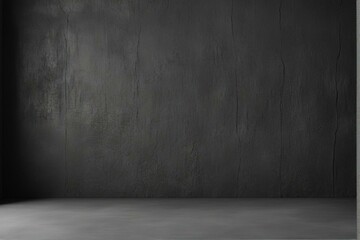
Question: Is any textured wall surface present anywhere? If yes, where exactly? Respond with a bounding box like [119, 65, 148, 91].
[2, 0, 356, 197]
[0, 0, 2, 199]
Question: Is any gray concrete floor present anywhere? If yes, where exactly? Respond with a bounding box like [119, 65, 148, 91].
[0, 199, 355, 240]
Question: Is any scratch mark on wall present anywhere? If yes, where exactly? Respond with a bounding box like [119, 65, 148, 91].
[231, 0, 242, 195]
[190, 142, 200, 193]
[279, 0, 285, 198]
[103, 28, 108, 115]
[134, 0, 142, 121]
[58, 0, 69, 195]
[333, 0, 342, 196]
[231, 0, 239, 135]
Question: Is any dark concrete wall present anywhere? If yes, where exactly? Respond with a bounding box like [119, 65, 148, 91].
[0, 0, 2, 198]
[2, 0, 355, 197]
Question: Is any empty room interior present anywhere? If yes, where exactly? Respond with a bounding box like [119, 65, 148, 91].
[0, 0, 357, 239]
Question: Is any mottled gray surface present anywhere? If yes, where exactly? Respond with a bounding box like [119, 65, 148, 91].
[0, 199, 356, 240]
[2, 0, 356, 197]
[356, 0, 359, 238]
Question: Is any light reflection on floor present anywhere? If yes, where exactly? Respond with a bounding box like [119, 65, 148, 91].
[0, 198, 355, 240]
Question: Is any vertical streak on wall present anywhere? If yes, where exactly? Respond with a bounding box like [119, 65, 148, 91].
[134, 0, 141, 121]
[58, 0, 69, 196]
[230, 0, 241, 196]
[333, 0, 342, 197]
[357, 1, 360, 236]
[278, 0, 285, 198]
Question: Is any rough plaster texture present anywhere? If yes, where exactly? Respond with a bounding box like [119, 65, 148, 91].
[2, 0, 356, 197]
